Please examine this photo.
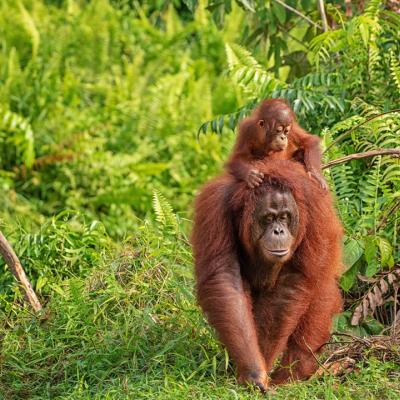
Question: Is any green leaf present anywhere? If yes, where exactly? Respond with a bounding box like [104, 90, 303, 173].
[362, 317, 384, 335]
[343, 238, 364, 272]
[376, 236, 393, 267]
[333, 312, 351, 332]
[229, 114, 236, 131]
[36, 276, 48, 291]
[182, 0, 198, 13]
[364, 237, 377, 265]
[211, 119, 218, 133]
[218, 116, 224, 133]
[359, 22, 370, 47]
[152, 190, 177, 229]
[340, 264, 358, 292]
[272, 2, 286, 24]
[364, 237, 379, 277]
[365, 259, 379, 277]
[236, 0, 256, 13]
[18, 1, 40, 59]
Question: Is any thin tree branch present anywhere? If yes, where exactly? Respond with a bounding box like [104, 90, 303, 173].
[272, 0, 323, 30]
[369, 199, 400, 235]
[302, 336, 330, 374]
[317, 0, 329, 31]
[0, 230, 42, 312]
[322, 148, 400, 170]
[324, 109, 400, 153]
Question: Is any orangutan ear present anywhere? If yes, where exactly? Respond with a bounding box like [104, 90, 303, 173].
[258, 119, 265, 128]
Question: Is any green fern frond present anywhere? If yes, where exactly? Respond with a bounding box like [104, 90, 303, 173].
[390, 51, 400, 92]
[291, 72, 342, 89]
[197, 100, 257, 136]
[18, 1, 40, 59]
[329, 162, 358, 229]
[225, 43, 282, 95]
[152, 190, 178, 230]
[364, 0, 383, 19]
[225, 43, 261, 69]
[309, 30, 345, 66]
[368, 40, 382, 80]
[359, 158, 381, 206]
[329, 115, 364, 137]
[0, 108, 35, 168]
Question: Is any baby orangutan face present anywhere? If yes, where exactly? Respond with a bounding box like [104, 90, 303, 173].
[258, 107, 293, 152]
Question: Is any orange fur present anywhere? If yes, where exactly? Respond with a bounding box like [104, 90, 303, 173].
[226, 99, 323, 185]
[191, 159, 343, 388]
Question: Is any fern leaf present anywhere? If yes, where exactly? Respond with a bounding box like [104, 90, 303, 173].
[152, 190, 178, 229]
[364, 0, 383, 19]
[0, 108, 35, 168]
[225, 43, 260, 69]
[18, 1, 40, 59]
[390, 51, 400, 93]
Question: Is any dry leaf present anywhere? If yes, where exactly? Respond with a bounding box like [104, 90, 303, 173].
[362, 297, 369, 319]
[368, 292, 377, 313]
[351, 304, 363, 325]
[380, 278, 389, 294]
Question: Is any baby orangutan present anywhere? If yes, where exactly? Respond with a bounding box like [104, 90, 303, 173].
[226, 99, 327, 190]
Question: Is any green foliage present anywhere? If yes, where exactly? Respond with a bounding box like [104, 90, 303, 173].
[0, 107, 35, 169]
[1, 221, 399, 399]
[153, 190, 178, 231]
[200, 41, 346, 134]
[0, 1, 399, 397]
[0, 0, 239, 236]
[0, 211, 110, 299]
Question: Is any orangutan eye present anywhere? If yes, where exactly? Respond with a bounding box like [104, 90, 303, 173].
[279, 213, 289, 221]
[276, 126, 284, 132]
[264, 214, 274, 224]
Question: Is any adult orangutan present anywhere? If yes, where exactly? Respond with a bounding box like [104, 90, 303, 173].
[191, 159, 343, 391]
[226, 98, 327, 190]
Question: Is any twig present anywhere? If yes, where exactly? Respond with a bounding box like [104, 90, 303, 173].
[368, 199, 400, 235]
[324, 109, 400, 153]
[317, 0, 329, 31]
[0, 230, 42, 312]
[332, 332, 365, 340]
[393, 286, 398, 336]
[302, 336, 330, 374]
[322, 148, 400, 170]
[272, 0, 323, 30]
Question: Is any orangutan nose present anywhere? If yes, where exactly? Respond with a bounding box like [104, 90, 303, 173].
[273, 227, 285, 236]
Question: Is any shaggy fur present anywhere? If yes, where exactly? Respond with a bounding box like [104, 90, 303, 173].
[191, 159, 343, 388]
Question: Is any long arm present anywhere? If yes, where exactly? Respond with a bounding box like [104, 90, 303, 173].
[226, 155, 264, 189]
[225, 117, 264, 188]
[191, 178, 268, 389]
[291, 124, 327, 189]
[291, 124, 322, 172]
[196, 257, 267, 385]
[226, 155, 251, 182]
